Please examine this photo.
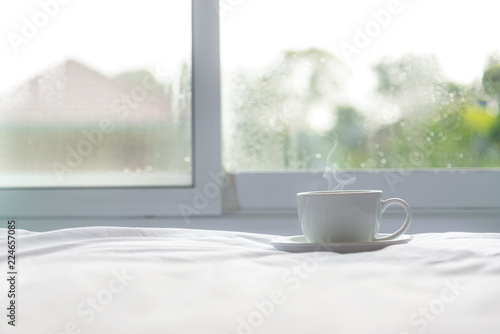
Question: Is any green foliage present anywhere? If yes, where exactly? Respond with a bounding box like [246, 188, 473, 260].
[0, 124, 190, 172]
[482, 64, 500, 100]
[115, 70, 167, 98]
[225, 48, 349, 170]
[227, 49, 500, 170]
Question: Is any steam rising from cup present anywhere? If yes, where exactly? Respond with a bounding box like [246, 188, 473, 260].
[322, 135, 356, 191]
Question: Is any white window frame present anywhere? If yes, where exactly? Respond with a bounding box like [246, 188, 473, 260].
[231, 171, 500, 213]
[1, 0, 499, 225]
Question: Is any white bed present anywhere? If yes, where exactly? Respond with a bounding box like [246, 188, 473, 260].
[1, 227, 500, 333]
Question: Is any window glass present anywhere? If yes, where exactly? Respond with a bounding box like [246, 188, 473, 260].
[221, 0, 500, 171]
[0, 0, 192, 187]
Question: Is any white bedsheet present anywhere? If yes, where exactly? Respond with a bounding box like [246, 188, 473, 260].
[1, 227, 500, 334]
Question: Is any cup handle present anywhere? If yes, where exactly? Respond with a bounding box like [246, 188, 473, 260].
[374, 198, 412, 241]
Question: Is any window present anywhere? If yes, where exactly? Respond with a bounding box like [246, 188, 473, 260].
[0, 0, 499, 222]
[1, 0, 192, 188]
[220, 0, 500, 213]
[222, 0, 500, 171]
[0, 0, 222, 217]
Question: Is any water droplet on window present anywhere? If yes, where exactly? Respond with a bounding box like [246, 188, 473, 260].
[426, 137, 431, 141]
[184, 156, 191, 162]
[123, 168, 130, 174]
[458, 153, 463, 158]
[136, 168, 143, 173]
[378, 151, 384, 157]
[381, 159, 386, 164]
[487, 108, 499, 117]
[360, 163, 366, 168]
[146, 165, 153, 172]
[447, 164, 452, 168]
[315, 153, 322, 159]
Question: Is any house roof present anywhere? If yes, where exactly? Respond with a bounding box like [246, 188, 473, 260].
[0, 60, 172, 125]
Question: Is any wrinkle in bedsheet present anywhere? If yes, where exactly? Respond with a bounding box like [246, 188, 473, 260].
[0, 227, 499, 334]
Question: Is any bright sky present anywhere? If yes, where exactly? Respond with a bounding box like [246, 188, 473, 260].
[221, 0, 500, 84]
[1, 0, 499, 95]
[0, 0, 191, 93]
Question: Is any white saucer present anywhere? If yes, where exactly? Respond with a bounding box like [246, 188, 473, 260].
[270, 234, 413, 253]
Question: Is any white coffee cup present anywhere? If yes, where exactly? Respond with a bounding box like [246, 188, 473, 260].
[297, 190, 411, 243]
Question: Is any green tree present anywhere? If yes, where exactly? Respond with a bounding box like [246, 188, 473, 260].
[225, 48, 350, 170]
[373, 54, 500, 168]
[371, 54, 491, 168]
[482, 56, 500, 143]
